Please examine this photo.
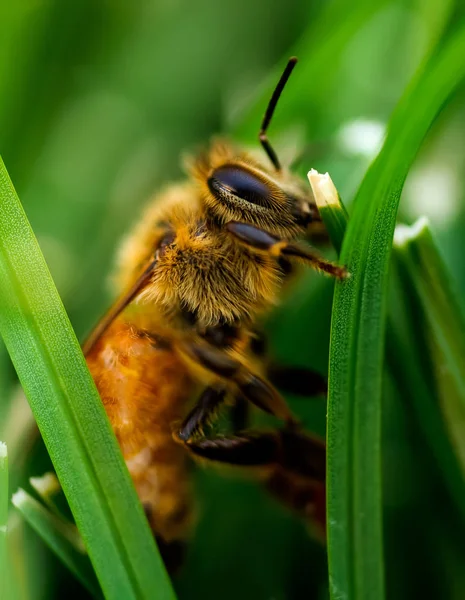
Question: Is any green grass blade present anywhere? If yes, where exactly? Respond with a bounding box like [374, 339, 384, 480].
[394, 219, 465, 428]
[29, 472, 75, 525]
[391, 219, 465, 510]
[326, 24, 465, 600]
[0, 158, 175, 600]
[311, 165, 465, 586]
[29, 473, 63, 514]
[0, 442, 7, 599]
[12, 488, 102, 598]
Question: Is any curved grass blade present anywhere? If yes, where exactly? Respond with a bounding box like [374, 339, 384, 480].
[29, 472, 74, 521]
[391, 219, 465, 511]
[12, 488, 102, 598]
[29, 473, 63, 514]
[0, 158, 175, 600]
[394, 220, 465, 447]
[326, 24, 465, 600]
[0, 442, 7, 599]
[312, 169, 465, 579]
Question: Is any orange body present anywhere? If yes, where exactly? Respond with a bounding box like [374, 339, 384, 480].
[86, 316, 195, 546]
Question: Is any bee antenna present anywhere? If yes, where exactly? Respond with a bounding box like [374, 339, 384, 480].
[259, 56, 298, 172]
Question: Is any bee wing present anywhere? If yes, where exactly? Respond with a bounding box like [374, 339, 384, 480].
[82, 257, 157, 355]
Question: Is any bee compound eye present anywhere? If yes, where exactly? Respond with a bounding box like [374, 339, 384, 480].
[207, 166, 272, 207]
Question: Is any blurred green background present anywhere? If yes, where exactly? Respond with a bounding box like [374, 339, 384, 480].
[2, 0, 465, 598]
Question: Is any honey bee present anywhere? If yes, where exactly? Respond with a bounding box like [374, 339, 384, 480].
[84, 57, 345, 571]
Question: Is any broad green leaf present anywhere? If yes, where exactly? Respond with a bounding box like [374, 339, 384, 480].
[0, 158, 176, 600]
[326, 23, 465, 600]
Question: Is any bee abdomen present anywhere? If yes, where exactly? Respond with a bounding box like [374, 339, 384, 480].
[86, 316, 196, 548]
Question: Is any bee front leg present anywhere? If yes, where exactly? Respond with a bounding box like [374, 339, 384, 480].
[225, 221, 347, 279]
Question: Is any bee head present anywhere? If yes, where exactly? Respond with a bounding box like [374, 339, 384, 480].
[203, 159, 316, 237]
[188, 57, 320, 238]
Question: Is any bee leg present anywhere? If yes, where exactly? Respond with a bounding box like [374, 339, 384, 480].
[178, 386, 226, 442]
[185, 342, 298, 425]
[225, 221, 347, 279]
[265, 469, 326, 537]
[230, 395, 249, 432]
[180, 428, 326, 532]
[267, 364, 327, 397]
[250, 330, 327, 397]
[182, 428, 325, 480]
[181, 430, 280, 465]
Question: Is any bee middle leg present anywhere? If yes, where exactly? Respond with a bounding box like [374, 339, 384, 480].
[182, 341, 297, 425]
[179, 333, 326, 441]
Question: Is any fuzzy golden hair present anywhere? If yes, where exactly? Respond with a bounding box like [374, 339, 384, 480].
[112, 139, 316, 330]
